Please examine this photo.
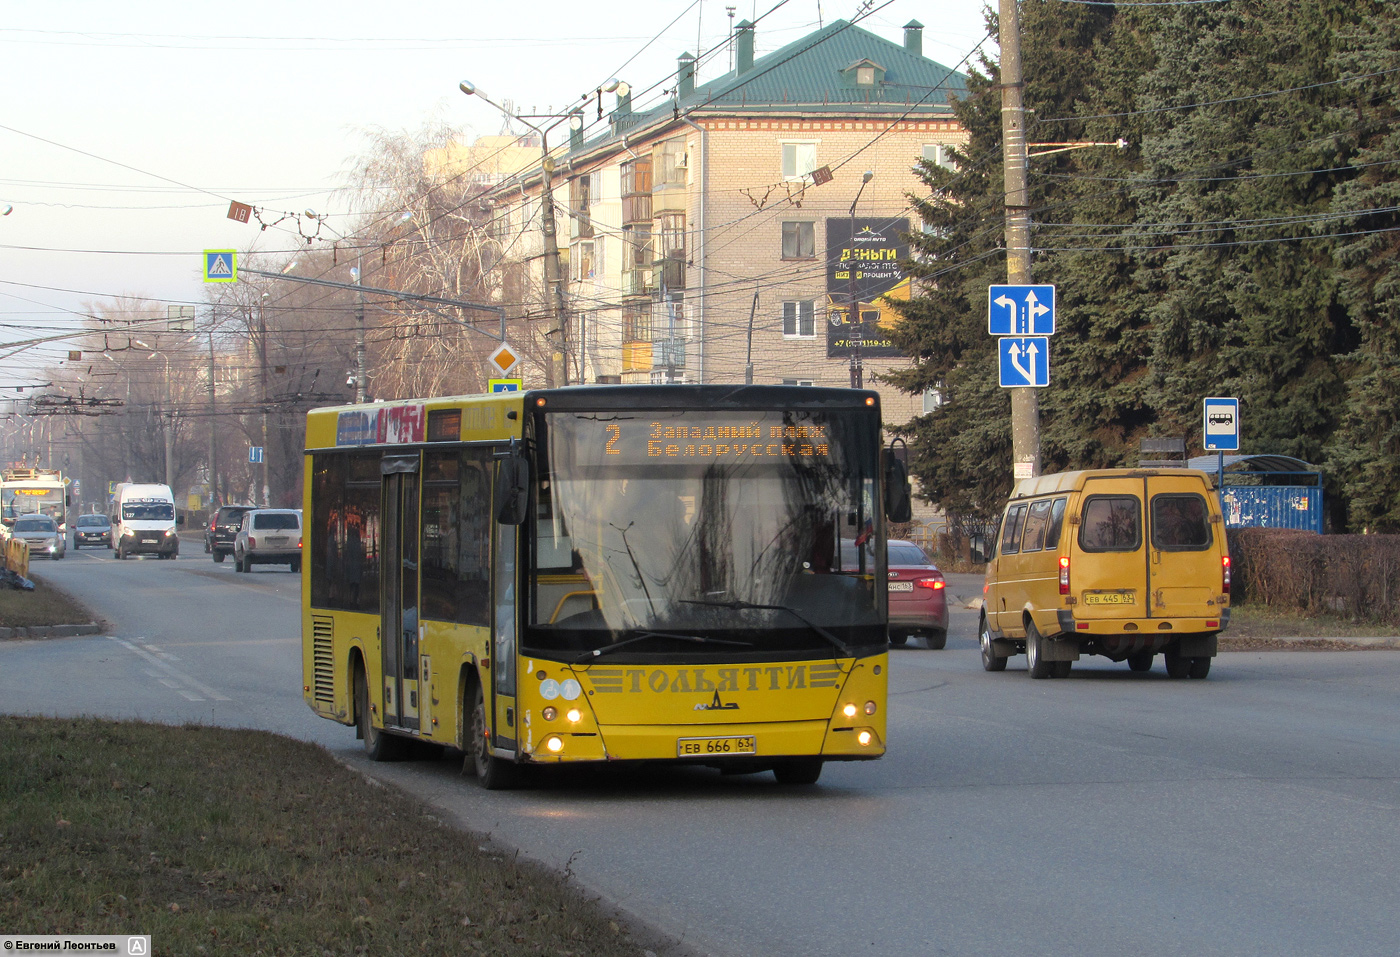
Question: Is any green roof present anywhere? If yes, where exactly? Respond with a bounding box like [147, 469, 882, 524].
[687, 18, 967, 111]
[572, 18, 968, 153]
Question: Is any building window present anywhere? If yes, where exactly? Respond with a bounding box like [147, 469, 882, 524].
[857, 66, 876, 86]
[783, 300, 815, 338]
[781, 142, 818, 182]
[621, 157, 653, 224]
[781, 221, 815, 259]
[922, 384, 945, 413]
[782, 378, 815, 387]
[623, 303, 652, 342]
[922, 143, 957, 171]
[654, 138, 688, 187]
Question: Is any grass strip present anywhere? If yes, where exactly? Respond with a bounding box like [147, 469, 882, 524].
[1226, 604, 1400, 639]
[0, 716, 661, 956]
[0, 572, 95, 629]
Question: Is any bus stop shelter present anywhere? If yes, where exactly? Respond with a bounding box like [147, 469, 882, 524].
[1186, 454, 1323, 533]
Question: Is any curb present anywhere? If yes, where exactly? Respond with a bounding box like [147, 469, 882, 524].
[0, 622, 104, 640]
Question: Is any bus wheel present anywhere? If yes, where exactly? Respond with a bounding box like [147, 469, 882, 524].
[773, 758, 823, 785]
[469, 684, 519, 790]
[1025, 621, 1053, 679]
[1128, 653, 1154, 673]
[979, 615, 1007, 672]
[355, 663, 405, 761]
[1188, 657, 1212, 680]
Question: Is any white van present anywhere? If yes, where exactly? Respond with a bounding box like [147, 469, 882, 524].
[110, 483, 179, 559]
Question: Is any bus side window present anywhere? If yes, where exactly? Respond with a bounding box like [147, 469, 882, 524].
[1021, 500, 1051, 552]
[1044, 497, 1068, 549]
[1000, 504, 1028, 555]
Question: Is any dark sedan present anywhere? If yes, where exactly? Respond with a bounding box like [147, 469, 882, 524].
[71, 513, 111, 549]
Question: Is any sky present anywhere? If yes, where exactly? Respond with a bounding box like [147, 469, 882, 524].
[0, 0, 994, 392]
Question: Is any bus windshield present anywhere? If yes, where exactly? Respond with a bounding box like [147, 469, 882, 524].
[2, 488, 64, 525]
[527, 407, 884, 659]
[122, 502, 174, 522]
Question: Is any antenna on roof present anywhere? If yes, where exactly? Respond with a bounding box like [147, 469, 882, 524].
[726, 6, 736, 73]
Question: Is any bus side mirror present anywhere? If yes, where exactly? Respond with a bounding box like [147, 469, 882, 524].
[885, 453, 912, 523]
[494, 454, 530, 526]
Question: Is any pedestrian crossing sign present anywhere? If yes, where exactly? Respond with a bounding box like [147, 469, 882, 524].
[204, 250, 237, 283]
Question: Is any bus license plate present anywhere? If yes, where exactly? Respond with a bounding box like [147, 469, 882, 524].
[1084, 590, 1135, 605]
[888, 581, 914, 592]
[677, 735, 757, 757]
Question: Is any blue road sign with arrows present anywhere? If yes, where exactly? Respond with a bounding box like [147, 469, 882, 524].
[999, 337, 1050, 388]
[988, 284, 1056, 335]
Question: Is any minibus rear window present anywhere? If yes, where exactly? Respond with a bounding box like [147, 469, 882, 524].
[1151, 494, 1213, 550]
[1078, 495, 1141, 552]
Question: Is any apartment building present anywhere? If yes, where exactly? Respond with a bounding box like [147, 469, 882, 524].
[473, 17, 969, 423]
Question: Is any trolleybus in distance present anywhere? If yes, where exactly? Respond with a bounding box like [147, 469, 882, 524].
[301, 384, 912, 788]
[1, 467, 69, 533]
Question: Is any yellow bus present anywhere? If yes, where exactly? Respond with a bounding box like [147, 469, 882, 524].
[301, 385, 911, 787]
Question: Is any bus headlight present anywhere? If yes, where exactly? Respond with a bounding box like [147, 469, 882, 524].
[544, 735, 564, 754]
[857, 730, 873, 747]
[541, 706, 557, 722]
[842, 703, 858, 718]
[566, 708, 581, 724]
[864, 700, 877, 715]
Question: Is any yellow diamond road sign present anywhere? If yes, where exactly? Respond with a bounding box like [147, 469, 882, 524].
[488, 343, 519, 376]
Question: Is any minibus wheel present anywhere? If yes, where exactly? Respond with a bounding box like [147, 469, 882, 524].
[979, 615, 1007, 672]
[1164, 648, 1191, 679]
[1025, 621, 1053, 679]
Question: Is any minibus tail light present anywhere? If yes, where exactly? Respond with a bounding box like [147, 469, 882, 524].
[1059, 555, 1070, 595]
[1222, 555, 1231, 594]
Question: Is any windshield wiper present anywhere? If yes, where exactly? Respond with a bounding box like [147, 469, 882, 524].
[574, 630, 753, 664]
[680, 600, 852, 657]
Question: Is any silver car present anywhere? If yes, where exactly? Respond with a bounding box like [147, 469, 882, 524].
[233, 508, 302, 573]
[11, 515, 66, 560]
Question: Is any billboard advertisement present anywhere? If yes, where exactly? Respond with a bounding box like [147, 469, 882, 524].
[825, 217, 910, 359]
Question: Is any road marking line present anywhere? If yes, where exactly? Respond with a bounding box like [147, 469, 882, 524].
[112, 636, 231, 701]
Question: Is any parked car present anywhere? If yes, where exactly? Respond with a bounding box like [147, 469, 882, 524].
[12, 515, 65, 560]
[233, 508, 303, 573]
[205, 504, 254, 563]
[840, 538, 949, 649]
[71, 513, 111, 549]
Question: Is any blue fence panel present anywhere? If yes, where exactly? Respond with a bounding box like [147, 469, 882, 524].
[1220, 486, 1322, 533]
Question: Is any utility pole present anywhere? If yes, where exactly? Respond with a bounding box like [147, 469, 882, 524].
[207, 325, 219, 507]
[352, 259, 367, 402]
[1000, 0, 1041, 478]
[258, 296, 270, 507]
[539, 148, 570, 387]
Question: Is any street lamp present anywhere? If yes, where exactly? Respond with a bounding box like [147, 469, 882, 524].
[460, 79, 572, 387]
[847, 171, 873, 390]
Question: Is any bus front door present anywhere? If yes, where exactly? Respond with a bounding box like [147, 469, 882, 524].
[380, 459, 421, 732]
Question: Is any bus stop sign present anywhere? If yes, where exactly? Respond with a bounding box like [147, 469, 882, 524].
[1203, 397, 1240, 451]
